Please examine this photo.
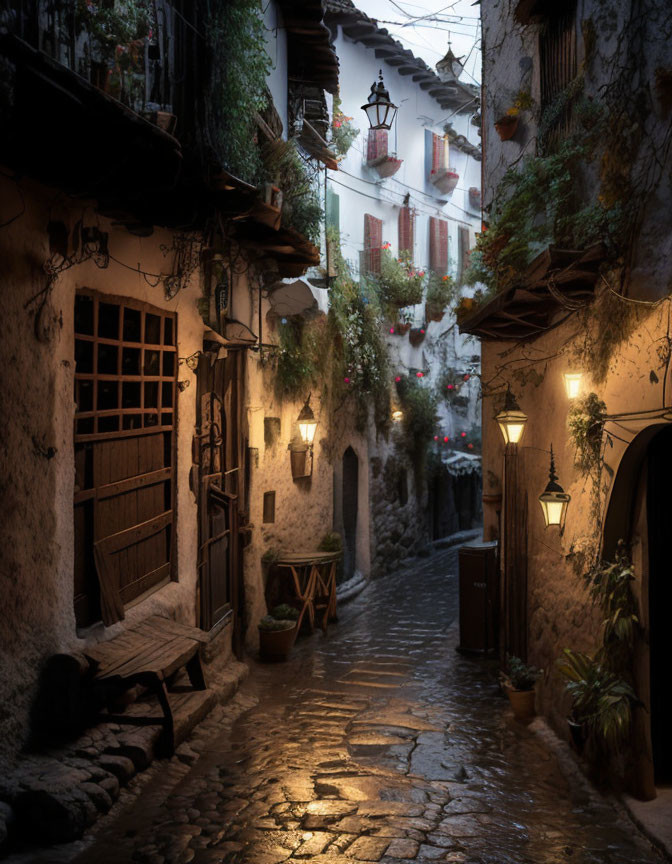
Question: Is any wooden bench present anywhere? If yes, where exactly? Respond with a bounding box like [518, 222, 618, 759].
[83, 615, 211, 756]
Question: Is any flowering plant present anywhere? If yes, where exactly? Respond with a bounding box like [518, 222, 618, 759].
[376, 250, 426, 307]
[331, 111, 359, 158]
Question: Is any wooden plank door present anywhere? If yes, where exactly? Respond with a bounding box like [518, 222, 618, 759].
[195, 350, 247, 639]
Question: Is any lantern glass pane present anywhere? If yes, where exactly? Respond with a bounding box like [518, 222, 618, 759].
[563, 373, 582, 399]
[299, 421, 317, 445]
[544, 499, 565, 526]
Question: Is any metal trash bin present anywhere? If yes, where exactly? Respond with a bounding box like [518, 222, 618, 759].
[457, 540, 499, 655]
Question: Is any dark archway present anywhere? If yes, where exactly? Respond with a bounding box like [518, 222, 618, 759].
[647, 426, 672, 782]
[342, 447, 359, 582]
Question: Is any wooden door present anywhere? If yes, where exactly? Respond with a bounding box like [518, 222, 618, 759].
[73, 291, 177, 627]
[195, 350, 247, 639]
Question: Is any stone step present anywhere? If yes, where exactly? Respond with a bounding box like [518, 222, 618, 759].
[169, 689, 217, 747]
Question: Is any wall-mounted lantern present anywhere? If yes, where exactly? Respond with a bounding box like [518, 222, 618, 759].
[563, 372, 583, 400]
[496, 389, 527, 445]
[361, 70, 398, 131]
[392, 409, 404, 423]
[290, 395, 317, 480]
[297, 395, 317, 446]
[538, 445, 570, 529]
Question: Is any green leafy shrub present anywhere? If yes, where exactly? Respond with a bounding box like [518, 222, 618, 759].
[502, 655, 542, 691]
[318, 532, 342, 553]
[206, 0, 271, 184]
[269, 604, 299, 621]
[397, 376, 437, 464]
[376, 250, 426, 308]
[568, 392, 607, 474]
[425, 272, 457, 315]
[258, 614, 296, 632]
[262, 139, 323, 243]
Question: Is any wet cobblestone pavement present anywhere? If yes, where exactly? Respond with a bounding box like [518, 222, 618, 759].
[30, 545, 664, 863]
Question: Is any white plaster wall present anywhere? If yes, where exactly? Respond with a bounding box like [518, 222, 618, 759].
[264, 0, 289, 138]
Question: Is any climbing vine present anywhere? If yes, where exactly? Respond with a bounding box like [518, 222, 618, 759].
[205, 0, 271, 184]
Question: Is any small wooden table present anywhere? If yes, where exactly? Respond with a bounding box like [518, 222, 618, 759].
[274, 551, 340, 635]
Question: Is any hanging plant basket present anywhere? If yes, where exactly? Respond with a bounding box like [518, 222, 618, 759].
[368, 155, 403, 179]
[430, 169, 459, 195]
[425, 302, 445, 322]
[409, 327, 426, 347]
[494, 115, 519, 141]
[390, 321, 411, 336]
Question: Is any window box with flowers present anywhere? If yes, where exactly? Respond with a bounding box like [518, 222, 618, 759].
[430, 167, 460, 196]
[366, 130, 403, 179]
[377, 248, 426, 308]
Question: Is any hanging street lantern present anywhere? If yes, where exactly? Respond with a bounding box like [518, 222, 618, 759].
[496, 389, 528, 445]
[297, 395, 318, 446]
[563, 372, 583, 399]
[539, 445, 571, 529]
[361, 70, 398, 131]
[392, 409, 404, 423]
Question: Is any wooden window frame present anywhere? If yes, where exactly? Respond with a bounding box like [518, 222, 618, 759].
[363, 213, 383, 275]
[73, 290, 178, 627]
[429, 216, 449, 275]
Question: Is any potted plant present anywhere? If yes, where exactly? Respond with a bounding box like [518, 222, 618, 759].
[258, 604, 300, 660]
[557, 648, 639, 755]
[500, 655, 542, 722]
[430, 167, 460, 195]
[377, 250, 425, 308]
[425, 272, 456, 321]
[494, 113, 519, 141]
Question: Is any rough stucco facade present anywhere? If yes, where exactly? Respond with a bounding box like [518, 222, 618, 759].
[477, 0, 672, 799]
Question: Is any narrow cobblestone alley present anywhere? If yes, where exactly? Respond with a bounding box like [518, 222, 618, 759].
[21, 545, 663, 864]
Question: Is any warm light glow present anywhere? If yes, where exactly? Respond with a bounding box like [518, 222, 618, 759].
[539, 492, 570, 528]
[361, 71, 398, 130]
[496, 409, 527, 445]
[563, 372, 583, 399]
[299, 420, 317, 445]
[392, 410, 404, 422]
[297, 396, 317, 446]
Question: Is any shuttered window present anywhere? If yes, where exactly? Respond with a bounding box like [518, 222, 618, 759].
[398, 207, 415, 257]
[457, 226, 471, 283]
[429, 132, 448, 176]
[539, 2, 577, 142]
[367, 129, 389, 163]
[429, 217, 449, 274]
[363, 213, 383, 274]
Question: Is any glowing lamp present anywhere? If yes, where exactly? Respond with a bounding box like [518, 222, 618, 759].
[361, 70, 398, 130]
[496, 389, 527, 445]
[392, 410, 404, 422]
[539, 445, 570, 529]
[297, 396, 317, 446]
[563, 372, 583, 399]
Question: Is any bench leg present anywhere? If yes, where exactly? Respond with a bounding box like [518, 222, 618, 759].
[186, 652, 207, 690]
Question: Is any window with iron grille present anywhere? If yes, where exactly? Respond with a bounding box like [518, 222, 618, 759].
[539, 1, 578, 143]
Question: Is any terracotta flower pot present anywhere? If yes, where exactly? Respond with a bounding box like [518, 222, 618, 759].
[369, 155, 403, 179]
[259, 623, 297, 660]
[504, 684, 536, 723]
[409, 327, 426, 347]
[494, 115, 519, 141]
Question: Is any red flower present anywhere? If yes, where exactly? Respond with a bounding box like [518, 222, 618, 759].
[416, 371, 424, 378]
[460, 432, 466, 438]
[344, 377, 350, 383]
[467, 443, 474, 449]
[434, 435, 439, 441]
[395, 376, 401, 382]
[447, 384, 454, 390]
[463, 374, 470, 381]
[420, 329, 425, 334]
[390, 327, 395, 334]
[444, 436, 449, 443]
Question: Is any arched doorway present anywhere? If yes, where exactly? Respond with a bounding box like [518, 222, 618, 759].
[342, 447, 359, 582]
[602, 420, 672, 797]
[646, 426, 672, 783]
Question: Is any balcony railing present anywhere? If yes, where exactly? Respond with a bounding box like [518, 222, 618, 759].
[3, 0, 195, 123]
